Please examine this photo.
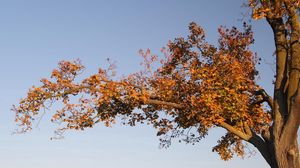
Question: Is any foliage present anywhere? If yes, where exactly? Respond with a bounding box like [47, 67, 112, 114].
[13, 22, 271, 160]
[250, 0, 300, 20]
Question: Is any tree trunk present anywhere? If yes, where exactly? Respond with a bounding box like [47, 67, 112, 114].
[271, 140, 300, 168]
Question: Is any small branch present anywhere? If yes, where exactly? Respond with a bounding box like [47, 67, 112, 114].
[255, 89, 273, 109]
[243, 122, 252, 136]
[146, 99, 183, 109]
[262, 128, 271, 141]
[252, 99, 266, 106]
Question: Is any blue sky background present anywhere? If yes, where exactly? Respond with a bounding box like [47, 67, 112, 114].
[0, 0, 275, 168]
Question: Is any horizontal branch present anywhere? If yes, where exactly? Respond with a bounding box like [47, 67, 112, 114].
[218, 121, 252, 141]
[146, 99, 184, 109]
[44, 85, 257, 144]
[146, 98, 253, 141]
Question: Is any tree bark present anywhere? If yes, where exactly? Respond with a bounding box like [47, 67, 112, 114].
[272, 139, 300, 168]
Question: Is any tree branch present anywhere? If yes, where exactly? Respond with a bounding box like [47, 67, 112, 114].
[218, 121, 252, 141]
[146, 99, 183, 109]
[146, 99, 254, 142]
[255, 89, 273, 109]
[248, 132, 273, 167]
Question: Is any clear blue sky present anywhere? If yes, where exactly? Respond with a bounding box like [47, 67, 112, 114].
[0, 0, 274, 168]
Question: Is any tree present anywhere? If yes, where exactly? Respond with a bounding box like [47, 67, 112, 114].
[13, 1, 299, 168]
